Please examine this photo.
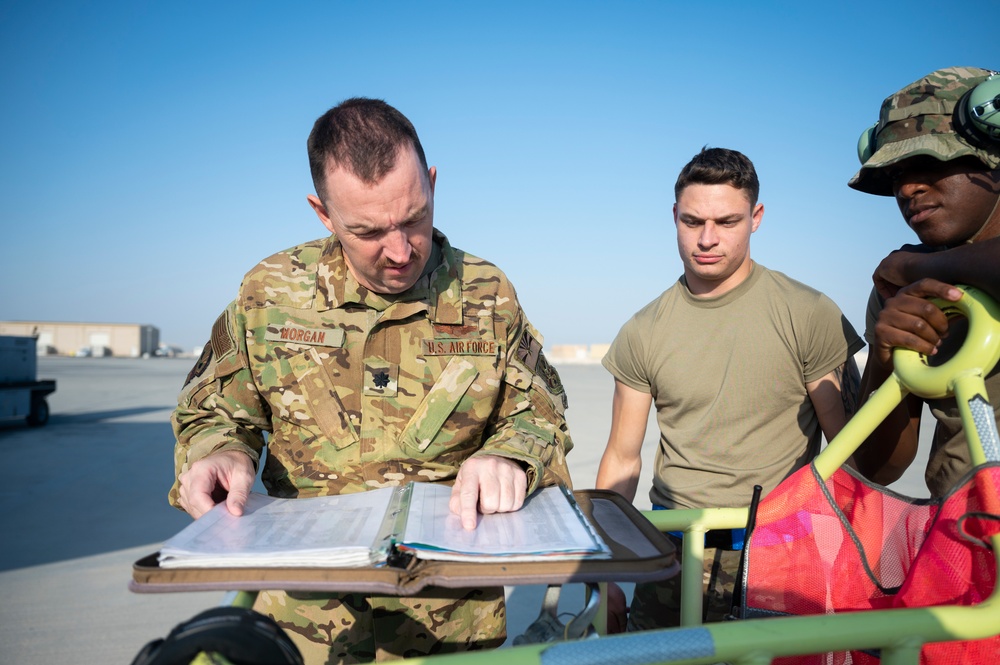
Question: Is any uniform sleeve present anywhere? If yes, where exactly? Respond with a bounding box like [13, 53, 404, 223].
[801, 292, 866, 383]
[600, 314, 652, 394]
[473, 296, 574, 494]
[168, 301, 271, 509]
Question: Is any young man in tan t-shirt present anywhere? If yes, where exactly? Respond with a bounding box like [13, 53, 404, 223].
[596, 147, 864, 632]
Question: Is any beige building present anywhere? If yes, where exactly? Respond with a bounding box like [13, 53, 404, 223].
[0, 321, 160, 358]
[548, 343, 610, 364]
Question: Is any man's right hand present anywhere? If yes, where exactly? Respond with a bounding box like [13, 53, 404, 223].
[870, 278, 962, 368]
[177, 449, 255, 519]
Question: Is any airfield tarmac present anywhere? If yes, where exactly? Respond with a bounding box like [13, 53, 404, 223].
[0, 355, 927, 664]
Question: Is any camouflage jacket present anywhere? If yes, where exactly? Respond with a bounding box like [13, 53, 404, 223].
[169, 231, 573, 506]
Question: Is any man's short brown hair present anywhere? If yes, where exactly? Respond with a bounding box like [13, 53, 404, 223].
[307, 98, 428, 200]
[674, 147, 760, 206]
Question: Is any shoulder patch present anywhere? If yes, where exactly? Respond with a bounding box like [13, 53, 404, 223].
[515, 330, 567, 408]
[210, 311, 236, 358]
[184, 345, 213, 387]
[515, 330, 543, 372]
[536, 351, 568, 409]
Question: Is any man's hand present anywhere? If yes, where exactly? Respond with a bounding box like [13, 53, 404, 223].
[177, 450, 255, 519]
[870, 278, 962, 367]
[872, 244, 934, 300]
[449, 455, 528, 530]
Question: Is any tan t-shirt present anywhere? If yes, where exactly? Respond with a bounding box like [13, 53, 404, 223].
[604, 263, 864, 510]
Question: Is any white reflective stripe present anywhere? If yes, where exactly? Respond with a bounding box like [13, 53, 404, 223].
[969, 395, 1000, 462]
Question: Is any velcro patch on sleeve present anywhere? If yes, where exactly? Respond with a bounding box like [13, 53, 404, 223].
[514, 329, 567, 408]
[536, 351, 567, 409]
[515, 330, 543, 372]
[184, 345, 214, 386]
[210, 311, 236, 358]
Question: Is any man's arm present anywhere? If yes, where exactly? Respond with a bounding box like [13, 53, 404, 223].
[450, 295, 574, 529]
[872, 238, 1000, 301]
[595, 379, 652, 633]
[854, 239, 998, 484]
[852, 354, 925, 484]
[595, 380, 653, 503]
[851, 280, 959, 484]
[170, 303, 270, 517]
[805, 357, 861, 443]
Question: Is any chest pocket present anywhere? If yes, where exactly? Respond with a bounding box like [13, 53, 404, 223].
[398, 356, 481, 452]
[285, 346, 360, 451]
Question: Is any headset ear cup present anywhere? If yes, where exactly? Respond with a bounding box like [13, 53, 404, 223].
[955, 76, 1000, 147]
[967, 74, 1000, 141]
[857, 123, 878, 164]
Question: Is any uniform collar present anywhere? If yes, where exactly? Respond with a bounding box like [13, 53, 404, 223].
[317, 229, 463, 323]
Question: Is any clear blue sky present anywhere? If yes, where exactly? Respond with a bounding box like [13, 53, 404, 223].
[1, 1, 994, 352]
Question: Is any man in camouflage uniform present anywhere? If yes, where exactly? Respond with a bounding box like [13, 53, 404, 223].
[850, 67, 1000, 496]
[170, 97, 573, 663]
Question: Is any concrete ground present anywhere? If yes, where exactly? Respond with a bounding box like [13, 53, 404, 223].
[0, 355, 928, 664]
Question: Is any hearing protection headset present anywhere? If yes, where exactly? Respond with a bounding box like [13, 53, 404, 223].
[857, 72, 1000, 164]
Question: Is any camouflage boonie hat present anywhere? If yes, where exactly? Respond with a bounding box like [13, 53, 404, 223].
[849, 66, 1000, 196]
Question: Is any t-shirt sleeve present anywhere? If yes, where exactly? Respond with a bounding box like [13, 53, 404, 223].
[601, 315, 653, 394]
[863, 285, 884, 347]
[801, 292, 866, 383]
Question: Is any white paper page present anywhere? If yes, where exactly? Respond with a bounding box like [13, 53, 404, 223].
[158, 490, 394, 568]
[400, 484, 609, 561]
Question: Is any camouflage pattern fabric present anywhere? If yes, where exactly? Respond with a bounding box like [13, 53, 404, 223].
[256, 588, 505, 664]
[170, 229, 573, 662]
[627, 542, 742, 631]
[850, 66, 1000, 196]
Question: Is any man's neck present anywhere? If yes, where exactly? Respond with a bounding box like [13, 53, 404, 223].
[685, 260, 754, 298]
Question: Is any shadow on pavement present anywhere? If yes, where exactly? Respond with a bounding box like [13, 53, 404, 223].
[0, 419, 199, 571]
[0, 406, 172, 432]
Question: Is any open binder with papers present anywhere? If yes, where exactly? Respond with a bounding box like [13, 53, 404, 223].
[157, 483, 609, 568]
[132, 486, 678, 595]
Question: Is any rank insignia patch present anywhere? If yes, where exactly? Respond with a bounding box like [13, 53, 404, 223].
[364, 361, 398, 396]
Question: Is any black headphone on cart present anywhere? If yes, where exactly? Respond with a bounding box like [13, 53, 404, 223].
[857, 72, 1000, 164]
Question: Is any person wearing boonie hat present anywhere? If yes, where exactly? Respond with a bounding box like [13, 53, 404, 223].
[849, 66, 1000, 497]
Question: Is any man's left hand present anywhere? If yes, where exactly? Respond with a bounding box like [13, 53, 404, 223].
[449, 455, 528, 530]
[872, 244, 934, 299]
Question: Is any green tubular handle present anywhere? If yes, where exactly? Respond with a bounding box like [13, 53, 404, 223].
[892, 285, 1000, 400]
[816, 285, 1000, 479]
